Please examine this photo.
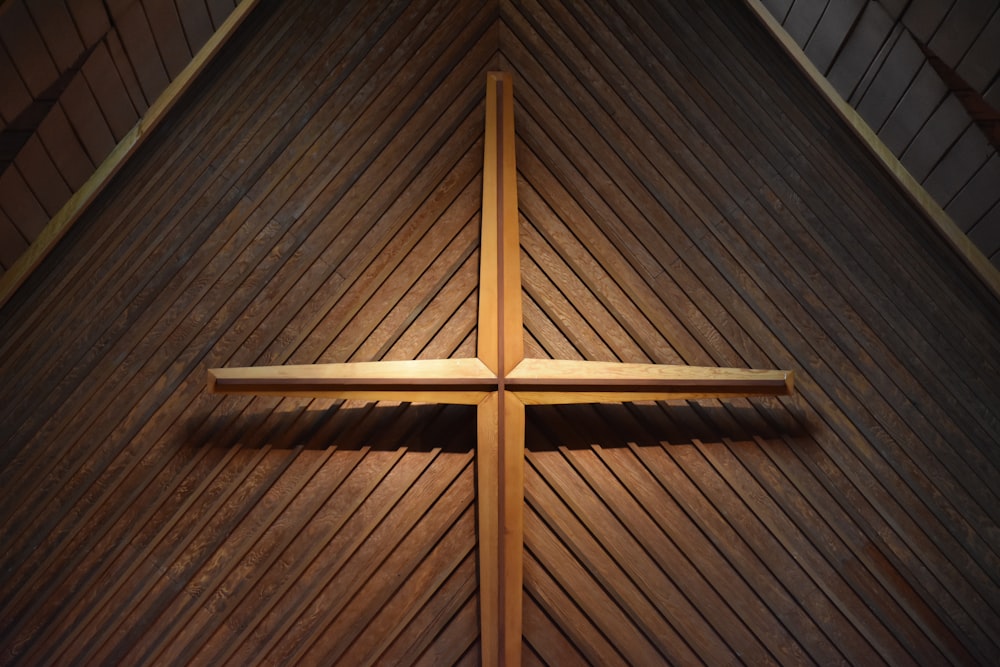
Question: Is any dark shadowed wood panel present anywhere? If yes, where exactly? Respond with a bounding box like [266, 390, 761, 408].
[66, 0, 112, 47]
[0, 0, 501, 662]
[0, 47, 33, 125]
[0, 1, 59, 100]
[826, 1, 895, 99]
[0, 208, 27, 269]
[0, 166, 47, 239]
[12, 134, 71, 217]
[35, 103, 93, 190]
[761, 0, 1000, 304]
[112, 1, 170, 105]
[58, 70, 116, 165]
[177, 0, 216, 53]
[505, 0, 999, 662]
[878, 61, 948, 155]
[803, 0, 865, 73]
[855, 29, 923, 131]
[145, 0, 195, 79]
[27, 0, 84, 72]
[0, 0, 246, 284]
[81, 40, 140, 141]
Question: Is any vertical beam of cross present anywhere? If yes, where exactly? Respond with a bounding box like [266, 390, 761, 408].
[207, 72, 793, 667]
[476, 71, 523, 667]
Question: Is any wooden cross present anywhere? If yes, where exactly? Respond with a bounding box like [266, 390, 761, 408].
[208, 72, 794, 667]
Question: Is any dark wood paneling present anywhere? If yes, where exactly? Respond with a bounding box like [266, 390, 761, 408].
[81, 40, 140, 140]
[27, 0, 84, 72]
[902, 0, 952, 43]
[145, 0, 194, 79]
[66, 0, 112, 48]
[12, 133, 71, 216]
[58, 70, 116, 162]
[1, 0, 498, 662]
[826, 1, 895, 99]
[767, 0, 1000, 302]
[35, 102, 93, 190]
[926, 0, 996, 67]
[0, 1, 60, 99]
[0, 0, 245, 283]
[0, 208, 27, 269]
[177, 0, 215, 53]
[113, 1, 170, 104]
[855, 29, 923, 130]
[803, 0, 865, 73]
[924, 124, 994, 204]
[0, 0, 997, 665]
[878, 61, 948, 155]
[0, 166, 47, 239]
[956, 8, 1000, 91]
[0, 46, 34, 125]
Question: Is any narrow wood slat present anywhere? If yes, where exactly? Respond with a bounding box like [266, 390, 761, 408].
[304, 495, 476, 664]
[330, 511, 476, 665]
[264, 451, 474, 665]
[524, 455, 703, 664]
[373, 551, 478, 665]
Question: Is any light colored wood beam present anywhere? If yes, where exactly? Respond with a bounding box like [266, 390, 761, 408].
[476, 392, 501, 667]
[208, 357, 496, 404]
[478, 71, 524, 376]
[500, 391, 524, 666]
[507, 357, 793, 404]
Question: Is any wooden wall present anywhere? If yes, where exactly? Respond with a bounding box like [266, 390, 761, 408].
[0, 0, 241, 275]
[1, 0, 998, 664]
[760, 0, 1000, 268]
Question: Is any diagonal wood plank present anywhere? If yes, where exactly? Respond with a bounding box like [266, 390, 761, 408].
[208, 71, 794, 666]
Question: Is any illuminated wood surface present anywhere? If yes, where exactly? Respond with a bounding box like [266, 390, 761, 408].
[208, 72, 793, 666]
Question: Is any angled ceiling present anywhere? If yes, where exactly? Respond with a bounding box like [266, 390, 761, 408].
[760, 0, 1000, 267]
[1, 0, 998, 664]
[2, 0, 999, 304]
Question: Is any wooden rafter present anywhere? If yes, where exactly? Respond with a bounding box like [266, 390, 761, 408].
[208, 71, 794, 667]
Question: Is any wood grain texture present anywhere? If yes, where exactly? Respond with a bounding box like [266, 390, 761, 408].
[0, 0, 997, 665]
